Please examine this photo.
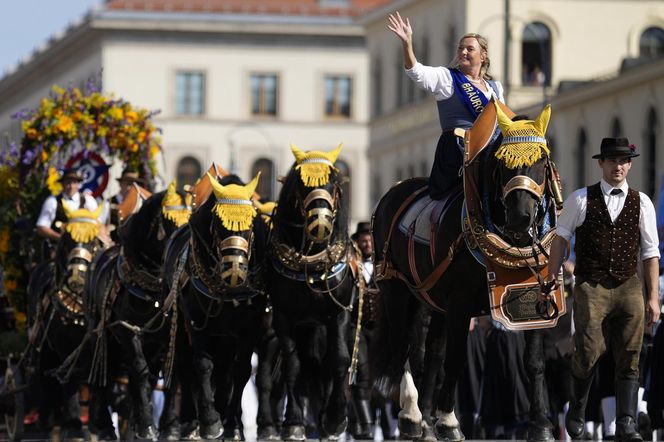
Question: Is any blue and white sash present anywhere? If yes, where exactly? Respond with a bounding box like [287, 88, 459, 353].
[450, 68, 490, 119]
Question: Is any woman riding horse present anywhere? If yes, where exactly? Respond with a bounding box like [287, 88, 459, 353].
[371, 102, 562, 442]
[26, 204, 104, 440]
[267, 144, 355, 440]
[161, 173, 270, 441]
[86, 181, 192, 440]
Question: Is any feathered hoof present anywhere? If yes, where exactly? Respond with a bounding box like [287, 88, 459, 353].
[281, 425, 306, 441]
[433, 421, 465, 442]
[200, 420, 224, 440]
[323, 416, 348, 440]
[416, 420, 437, 442]
[134, 424, 158, 441]
[159, 424, 182, 441]
[527, 424, 555, 442]
[223, 427, 244, 441]
[96, 427, 118, 441]
[398, 416, 423, 439]
[257, 425, 281, 441]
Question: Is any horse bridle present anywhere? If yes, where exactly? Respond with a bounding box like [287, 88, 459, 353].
[301, 186, 339, 243]
[497, 155, 560, 320]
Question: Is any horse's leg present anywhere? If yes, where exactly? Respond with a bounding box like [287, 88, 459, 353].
[89, 383, 117, 441]
[321, 310, 351, 439]
[256, 325, 281, 440]
[416, 311, 446, 442]
[223, 336, 255, 441]
[524, 330, 555, 441]
[398, 364, 424, 438]
[59, 380, 85, 441]
[127, 333, 158, 440]
[157, 380, 181, 441]
[193, 336, 223, 440]
[274, 312, 306, 441]
[433, 312, 469, 442]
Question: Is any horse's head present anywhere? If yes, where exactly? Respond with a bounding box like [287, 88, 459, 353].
[493, 103, 552, 247]
[160, 180, 193, 236]
[281, 143, 346, 245]
[57, 204, 104, 294]
[199, 172, 261, 288]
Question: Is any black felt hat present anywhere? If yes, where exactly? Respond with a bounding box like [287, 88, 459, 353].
[351, 221, 371, 241]
[58, 168, 84, 182]
[592, 137, 639, 159]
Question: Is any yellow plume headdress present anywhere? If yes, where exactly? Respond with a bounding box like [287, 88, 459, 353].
[290, 143, 342, 187]
[162, 180, 193, 227]
[63, 204, 104, 243]
[209, 173, 260, 232]
[494, 102, 551, 169]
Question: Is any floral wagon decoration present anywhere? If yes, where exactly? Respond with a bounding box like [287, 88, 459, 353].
[0, 82, 162, 332]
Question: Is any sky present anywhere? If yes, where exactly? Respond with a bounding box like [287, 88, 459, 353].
[0, 0, 103, 74]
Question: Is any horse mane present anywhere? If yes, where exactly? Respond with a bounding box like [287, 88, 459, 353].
[480, 138, 506, 229]
[275, 162, 349, 243]
[120, 189, 167, 266]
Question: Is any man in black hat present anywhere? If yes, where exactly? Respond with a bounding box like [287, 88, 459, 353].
[543, 137, 660, 442]
[36, 167, 99, 242]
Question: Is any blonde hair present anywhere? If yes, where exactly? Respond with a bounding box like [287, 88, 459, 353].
[450, 33, 493, 80]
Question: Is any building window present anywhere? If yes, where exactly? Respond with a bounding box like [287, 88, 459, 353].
[325, 75, 352, 118]
[251, 158, 275, 201]
[646, 108, 659, 198]
[372, 57, 383, 118]
[640, 27, 664, 59]
[251, 74, 278, 117]
[176, 156, 202, 190]
[175, 71, 205, 115]
[336, 160, 351, 216]
[521, 22, 551, 87]
[576, 128, 587, 188]
[611, 117, 622, 138]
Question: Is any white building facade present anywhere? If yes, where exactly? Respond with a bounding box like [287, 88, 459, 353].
[0, 1, 378, 225]
[361, 0, 664, 204]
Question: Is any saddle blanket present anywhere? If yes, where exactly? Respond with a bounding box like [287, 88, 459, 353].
[398, 189, 462, 245]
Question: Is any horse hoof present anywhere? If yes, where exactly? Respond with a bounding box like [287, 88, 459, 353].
[527, 425, 555, 442]
[200, 420, 223, 440]
[257, 425, 281, 441]
[323, 416, 348, 439]
[135, 424, 158, 441]
[159, 424, 182, 441]
[60, 426, 87, 442]
[282, 425, 306, 441]
[434, 421, 465, 442]
[223, 428, 244, 441]
[96, 428, 118, 441]
[398, 416, 423, 438]
[180, 423, 201, 441]
[417, 420, 437, 442]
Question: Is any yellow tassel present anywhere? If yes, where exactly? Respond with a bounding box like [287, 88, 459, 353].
[66, 221, 100, 243]
[213, 203, 256, 232]
[495, 143, 547, 169]
[163, 210, 191, 227]
[162, 188, 192, 227]
[296, 163, 334, 187]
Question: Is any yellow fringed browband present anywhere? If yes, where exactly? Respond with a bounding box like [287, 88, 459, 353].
[162, 180, 193, 227]
[494, 102, 551, 169]
[208, 172, 261, 232]
[66, 217, 100, 243]
[290, 143, 342, 187]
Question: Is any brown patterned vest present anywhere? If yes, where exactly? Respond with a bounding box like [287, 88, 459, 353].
[574, 183, 640, 283]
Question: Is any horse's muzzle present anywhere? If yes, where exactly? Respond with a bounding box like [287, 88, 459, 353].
[303, 189, 336, 243]
[219, 236, 250, 288]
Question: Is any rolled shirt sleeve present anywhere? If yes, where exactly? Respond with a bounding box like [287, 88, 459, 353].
[36, 196, 58, 228]
[638, 192, 660, 260]
[555, 188, 587, 243]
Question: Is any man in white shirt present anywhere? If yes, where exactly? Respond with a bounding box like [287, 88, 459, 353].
[544, 137, 660, 442]
[36, 167, 98, 243]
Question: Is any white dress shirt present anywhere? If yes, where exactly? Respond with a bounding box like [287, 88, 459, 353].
[405, 62, 505, 102]
[556, 179, 660, 260]
[36, 192, 99, 228]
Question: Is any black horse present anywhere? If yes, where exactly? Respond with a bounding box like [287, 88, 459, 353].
[26, 205, 104, 440]
[86, 182, 192, 440]
[371, 102, 564, 442]
[266, 144, 355, 440]
[161, 173, 270, 441]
